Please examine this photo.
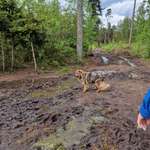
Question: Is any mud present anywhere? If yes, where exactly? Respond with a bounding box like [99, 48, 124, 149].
[0, 54, 150, 150]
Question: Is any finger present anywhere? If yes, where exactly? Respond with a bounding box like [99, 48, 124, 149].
[141, 119, 147, 126]
[137, 118, 146, 128]
[137, 113, 142, 125]
[146, 119, 150, 125]
[141, 119, 147, 130]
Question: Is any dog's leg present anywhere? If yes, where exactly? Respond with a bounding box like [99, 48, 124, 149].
[83, 80, 89, 93]
[96, 89, 101, 93]
[83, 83, 87, 93]
[85, 79, 89, 91]
[95, 82, 99, 90]
[95, 80, 110, 93]
[96, 84, 102, 93]
[96, 86, 101, 93]
[95, 80, 101, 93]
[101, 83, 110, 91]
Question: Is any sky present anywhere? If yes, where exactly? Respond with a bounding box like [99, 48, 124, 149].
[101, 0, 143, 26]
[60, 0, 144, 26]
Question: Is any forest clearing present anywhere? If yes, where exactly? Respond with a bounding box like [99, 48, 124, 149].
[0, 0, 150, 150]
[1, 51, 150, 150]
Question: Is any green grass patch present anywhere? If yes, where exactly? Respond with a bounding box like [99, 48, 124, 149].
[101, 41, 150, 60]
[101, 41, 129, 53]
[131, 42, 150, 58]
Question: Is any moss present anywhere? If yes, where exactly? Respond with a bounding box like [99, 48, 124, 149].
[31, 78, 77, 98]
[55, 67, 71, 75]
[33, 118, 91, 149]
[34, 114, 107, 150]
[33, 135, 65, 150]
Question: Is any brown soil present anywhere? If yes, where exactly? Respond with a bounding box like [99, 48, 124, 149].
[0, 54, 150, 150]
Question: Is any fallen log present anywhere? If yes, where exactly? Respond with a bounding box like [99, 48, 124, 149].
[119, 56, 136, 67]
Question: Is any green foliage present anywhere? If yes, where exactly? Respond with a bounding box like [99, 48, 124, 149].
[101, 0, 150, 59]
[132, 21, 150, 58]
[0, 0, 103, 71]
[84, 16, 97, 51]
[131, 1, 150, 58]
[117, 17, 131, 42]
[132, 1, 150, 58]
[0, 0, 150, 72]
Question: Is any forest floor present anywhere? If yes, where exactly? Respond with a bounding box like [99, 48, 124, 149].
[0, 51, 150, 150]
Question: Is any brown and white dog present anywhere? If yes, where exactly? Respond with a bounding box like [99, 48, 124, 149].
[75, 69, 111, 93]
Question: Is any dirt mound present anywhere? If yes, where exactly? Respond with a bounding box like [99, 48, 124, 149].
[89, 50, 136, 67]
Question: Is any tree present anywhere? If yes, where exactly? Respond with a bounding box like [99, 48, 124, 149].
[88, 0, 102, 16]
[77, 0, 83, 61]
[0, 0, 23, 71]
[118, 17, 131, 42]
[129, 0, 137, 47]
[0, 33, 5, 72]
[23, 13, 45, 72]
[105, 8, 112, 43]
[105, 8, 112, 24]
[0, 0, 104, 71]
[133, 0, 150, 58]
[0, 8, 8, 72]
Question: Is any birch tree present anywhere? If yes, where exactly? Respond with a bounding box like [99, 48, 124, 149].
[77, 0, 83, 61]
[129, 0, 137, 47]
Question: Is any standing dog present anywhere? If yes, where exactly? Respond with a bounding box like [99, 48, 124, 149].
[75, 69, 111, 93]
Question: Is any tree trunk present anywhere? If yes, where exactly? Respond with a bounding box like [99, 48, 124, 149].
[1, 44, 5, 72]
[129, 0, 137, 47]
[11, 43, 14, 72]
[31, 41, 37, 72]
[104, 32, 107, 43]
[77, 0, 83, 61]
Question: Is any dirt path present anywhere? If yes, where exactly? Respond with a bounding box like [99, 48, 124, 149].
[0, 53, 150, 150]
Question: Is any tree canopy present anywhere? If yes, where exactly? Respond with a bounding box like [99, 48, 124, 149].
[0, 0, 150, 71]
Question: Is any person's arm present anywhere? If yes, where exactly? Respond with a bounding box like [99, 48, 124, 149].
[139, 88, 150, 119]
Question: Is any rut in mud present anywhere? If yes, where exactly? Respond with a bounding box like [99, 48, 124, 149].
[0, 53, 150, 150]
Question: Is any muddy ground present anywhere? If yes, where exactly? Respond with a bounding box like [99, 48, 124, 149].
[0, 53, 150, 150]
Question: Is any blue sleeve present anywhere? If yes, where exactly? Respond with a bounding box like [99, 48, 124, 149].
[139, 88, 150, 119]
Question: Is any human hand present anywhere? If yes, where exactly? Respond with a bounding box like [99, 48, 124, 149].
[137, 113, 147, 130]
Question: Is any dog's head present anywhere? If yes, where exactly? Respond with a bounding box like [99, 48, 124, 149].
[75, 69, 85, 79]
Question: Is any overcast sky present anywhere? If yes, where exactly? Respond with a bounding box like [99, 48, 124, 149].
[101, 0, 143, 26]
[60, 0, 143, 26]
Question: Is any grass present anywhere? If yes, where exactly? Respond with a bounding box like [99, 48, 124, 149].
[101, 41, 150, 60]
[101, 41, 129, 53]
[131, 42, 150, 58]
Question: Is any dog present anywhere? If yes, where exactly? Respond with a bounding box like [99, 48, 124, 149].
[75, 69, 111, 93]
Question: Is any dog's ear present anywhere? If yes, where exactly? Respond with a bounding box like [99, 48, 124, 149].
[78, 69, 84, 74]
[75, 70, 82, 75]
[101, 77, 105, 81]
[76, 70, 85, 76]
[75, 70, 83, 78]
